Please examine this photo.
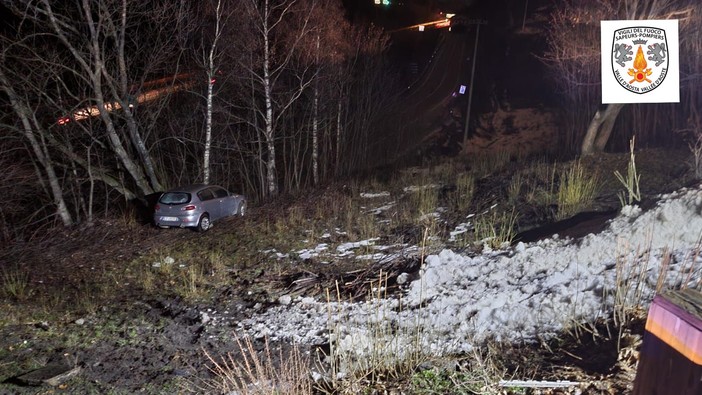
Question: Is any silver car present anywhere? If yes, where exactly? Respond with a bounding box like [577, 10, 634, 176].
[153, 184, 246, 231]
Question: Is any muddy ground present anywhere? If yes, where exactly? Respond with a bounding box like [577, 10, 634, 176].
[0, 129, 697, 394]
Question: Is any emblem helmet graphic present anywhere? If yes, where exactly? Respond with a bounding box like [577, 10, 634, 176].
[611, 26, 669, 94]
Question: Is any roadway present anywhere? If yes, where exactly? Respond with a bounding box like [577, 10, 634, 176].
[399, 31, 469, 123]
[385, 29, 471, 161]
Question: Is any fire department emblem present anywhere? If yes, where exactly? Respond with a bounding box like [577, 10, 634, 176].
[611, 26, 668, 94]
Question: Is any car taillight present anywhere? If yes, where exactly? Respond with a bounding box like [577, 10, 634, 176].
[154, 204, 160, 211]
[182, 205, 196, 211]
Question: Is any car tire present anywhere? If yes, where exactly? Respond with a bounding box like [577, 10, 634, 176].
[197, 214, 210, 232]
[238, 201, 246, 217]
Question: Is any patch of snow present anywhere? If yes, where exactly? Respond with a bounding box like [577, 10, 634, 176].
[227, 184, 702, 369]
[336, 238, 380, 254]
[449, 222, 471, 241]
[360, 192, 391, 199]
[296, 244, 329, 260]
[403, 184, 439, 193]
[620, 204, 642, 218]
[368, 202, 396, 215]
[356, 253, 390, 261]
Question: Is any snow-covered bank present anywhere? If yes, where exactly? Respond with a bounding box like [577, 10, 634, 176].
[235, 183, 702, 357]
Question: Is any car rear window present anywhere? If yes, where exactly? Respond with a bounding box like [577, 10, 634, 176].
[159, 192, 190, 205]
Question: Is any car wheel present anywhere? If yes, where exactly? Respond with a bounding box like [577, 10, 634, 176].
[197, 214, 211, 232]
[238, 201, 246, 217]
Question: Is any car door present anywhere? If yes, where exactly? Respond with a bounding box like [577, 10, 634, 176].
[211, 186, 232, 219]
[197, 188, 218, 220]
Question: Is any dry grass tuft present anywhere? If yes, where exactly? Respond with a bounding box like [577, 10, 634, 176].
[556, 160, 599, 220]
[320, 270, 429, 394]
[199, 336, 312, 395]
[473, 208, 519, 250]
[1, 268, 31, 301]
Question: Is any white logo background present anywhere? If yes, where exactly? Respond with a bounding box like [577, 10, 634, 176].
[601, 20, 679, 104]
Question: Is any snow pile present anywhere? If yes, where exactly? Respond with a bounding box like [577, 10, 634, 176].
[234, 184, 702, 357]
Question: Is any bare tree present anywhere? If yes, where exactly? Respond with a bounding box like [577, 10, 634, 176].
[297, 0, 350, 185]
[233, 0, 317, 197]
[0, 66, 73, 226]
[337, 24, 393, 174]
[544, 0, 697, 154]
[3, 0, 192, 196]
[0, 0, 199, 238]
[39, 0, 156, 194]
[196, 0, 232, 185]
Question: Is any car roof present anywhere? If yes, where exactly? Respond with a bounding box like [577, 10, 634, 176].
[165, 184, 223, 194]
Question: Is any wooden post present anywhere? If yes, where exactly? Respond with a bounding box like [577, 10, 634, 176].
[632, 289, 702, 395]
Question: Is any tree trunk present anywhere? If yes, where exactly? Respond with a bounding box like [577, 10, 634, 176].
[265, 132, 277, 196]
[202, 0, 224, 185]
[594, 104, 625, 152]
[0, 70, 73, 226]
[335, 99, 342, 175]
[581, 103, 625, 154]
[43, 0, 154, 196]
[263, 0, 278, 196]
[112, 0, 163, 192]
[312, 33, 320, 185]
[204, 77, 214, 184]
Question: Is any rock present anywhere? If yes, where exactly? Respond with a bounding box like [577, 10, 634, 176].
[35, 321, 50, 331]
[75, 318, 85, 326]
[396, 273, 410, 285]
[15, 363, 80, 387]
[279, 295, 292, 305]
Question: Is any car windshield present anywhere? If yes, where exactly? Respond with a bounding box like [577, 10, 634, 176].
[159, 192, 190, 205]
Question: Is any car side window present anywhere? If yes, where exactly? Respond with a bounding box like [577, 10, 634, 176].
[213, 187, 229, 198]
[198, 189, 215, 201]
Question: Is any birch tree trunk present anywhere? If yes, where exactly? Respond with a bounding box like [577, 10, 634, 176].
[0, 69, 73, 226]
[262, 0, 278, 196]
[203, 0, 225, 185]
[335, 99, 342, 175]
[237, 0, 317, 197]
[312, 33, 320, 185]
[204, 77, 214, 184]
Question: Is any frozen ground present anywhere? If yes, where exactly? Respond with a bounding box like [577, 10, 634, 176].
[234, 183, 702, 361]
